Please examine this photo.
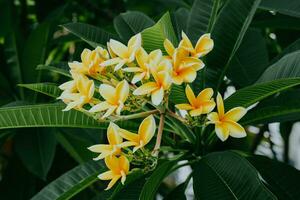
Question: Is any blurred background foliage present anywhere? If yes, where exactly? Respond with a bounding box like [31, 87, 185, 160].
[0, 0, 300, 199]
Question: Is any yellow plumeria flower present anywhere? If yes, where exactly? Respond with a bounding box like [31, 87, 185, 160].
[58, 72, 94, 111]
[89, 80, 129, 118]
[98, 155, 130, 190]
[164, 38, 176, 58]
[101, 33, 142, 71]
[88, 122, 132, 160]
[180, 32, 214, 58]
[133, 59, 172, 105]
[171, 48, 204, 85]
[123, 48, 162, 84]
[69, 47, 109, 76]
[119, 115, 156, 152]
[176, 85, 215, 117]
[207, 93, 247, 141]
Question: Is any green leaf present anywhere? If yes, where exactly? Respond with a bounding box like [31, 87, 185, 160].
[114, 11, 154, 42]
[206, 0, 261, 90]
[62, 22, 117, 48]
[272, 38, 300, 63]
[0, 103, 108, 130]
[15, 129, 56, 180]
[142, 12, 178, 53]
[226, 28, 269, 87]
[169, 84, 187, 104]
[257, 51, 300, 83]
[193, 151, 276, 200]
[18, 83, 61, 98]
[224, 78, 300, 110]
[171, 8, 189, 38]
[164, 182, 187, 200]
[248, 155, 300, 200]
[186, 0, 215, 44]
[241, 90, 300, 125]
[31, 161, 104, 200]
[21, 22, 50, 84]
[37, 63, 71, 78]
[139, 161, 177, 200]
[260, 0, 300, 18]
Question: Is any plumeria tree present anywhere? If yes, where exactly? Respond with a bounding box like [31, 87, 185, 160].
[1, 0, 300, 199]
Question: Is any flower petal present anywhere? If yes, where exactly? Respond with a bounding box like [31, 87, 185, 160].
[197, 88, 214, 102]
[195, 33, 214, 57]
[99, 84, 116, 103]
[225, 121, 247, 138]
[105, 175, 121, 190]
[180, 67, 197, 83]
[224, 107, 247, 122]
[88, 144, 111, 153]
[138, 115, 156, 145]
[104, 156, 119, 171]
[216, 93, 225, 118]
[215, 123, 229, 142]
[107, 122, 123, 145]
[151, 87, 164, 105]
[101, 57, 121, 67]
[114, 60, 126, 71]
[181, 31, 194, 51]
[207, 112, 219, 124]
[109, 39, 128, 58]
[89, 102, 110, 113]
[164, 39, 175, 57]
[116, 80, 129, 103]
[185, 85, 196, 106]
[132, 72, 146, 84]
[119, 129, 139, 143]
[102, 106, 117, 118]
[175, 103, 193, 110]
[190, 108, 203, 117]
[133, 82, 158, 95]
[201, 101, 216, 114]
[122, 67, 143, 73]
[119, 155, 130, 174]
[136, 47, 148, 69]
[98, 170, 114, 180]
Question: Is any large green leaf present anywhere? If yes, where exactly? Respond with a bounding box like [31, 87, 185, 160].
[139, 161, 177, 200]
[193, 151, 276, 200]
[226, 28, 269, 87]
[224, 78, 300, 110]
[15, 129, 56, 180]
[271, 38, 300, 63]
[141, 12, 178, 53]
[31, 161, 104, 200]
[260, 0, 300, 18]
[171, 8, 189, 38]
[169, 84, 187, 104]
[248, 155, 300, 200]
[19, 83, 61, 98]
[62, 23, 117, 48]
[186, 0, 215, 44]
[0, 103, 107, 129]
[257, 51, 300, 83]
[114, 11, 154, 42]
[37, 63, 71, 78]
[206, 0, 261, 90]
[241, 90, 300, 125]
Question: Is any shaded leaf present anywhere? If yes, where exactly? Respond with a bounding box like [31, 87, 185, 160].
[19, 83, 61, 98]
[260, 0, 300, 18]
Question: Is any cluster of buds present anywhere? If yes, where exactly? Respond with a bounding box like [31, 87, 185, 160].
[58, 31, 247, 190]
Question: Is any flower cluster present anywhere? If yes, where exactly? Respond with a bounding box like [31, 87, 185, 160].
[58, 31, 247, 190]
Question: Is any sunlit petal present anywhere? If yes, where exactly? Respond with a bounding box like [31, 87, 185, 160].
[180, 67, 197, 83]
[109, 39, 128, 58]
[101, 57, 121, 67]
[99, 84, 116, 103]
[119, 155, 130, 173]
[190, 108, 203, 117]
[88, 144, 111, 153]
[201, 101, 216, 114]
[185, 85, 196, 106]
[181, 31, 194, 51]
[195, 33, 214, 57]
[225, 121, 247, 138]
[105, 176, 121, 190]
[224, 107, 247, 122]
[136, 47, 148, 69]
[197, 88, 214, 102]
[164, 38, 175, 57]
[215, 123, 229, 142]
[139, 115, 156, 145]
[122, 67, 143, 73]
[132, 72, 146, 84]
[119, 129, 139, 143]
[133, 82, 158, 95]
[98, 170, 115, 180]
[207, 112, 219, 123]
[175, 103, 193, 110]
[151, 87, 164, 105]
[102, 106, 117, 118]
[116, 80, 129, 103]
[89, 102, 110, 113]
[216, 93, 225, 118]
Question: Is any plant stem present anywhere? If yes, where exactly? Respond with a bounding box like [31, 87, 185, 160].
[112, 109, 159, 122]
[152, 113, 165, 156]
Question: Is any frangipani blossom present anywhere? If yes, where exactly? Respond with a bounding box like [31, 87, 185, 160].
[88, 122, 131, 160]
[164, 38, 175, 58]
[69, 47, 109, 76]
[180, 32, 214, 58]
[58, 72, 94, 111]
[176, 85, 215, 117]
[98, 155, 130, 190]
[123, 48, 162, 84]
[89, 80, 129, 118]
[207, 93, 247, 141]
[171, 48, 204, 85]
[119, 115, 156, 152]
[101, 33, 142, 71]
[133, 59, 172, 105]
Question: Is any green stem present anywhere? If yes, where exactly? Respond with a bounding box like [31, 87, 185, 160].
[112, 109, 159, 122]
[152, 113, 166, 156]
